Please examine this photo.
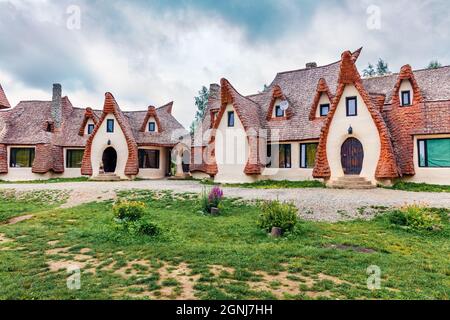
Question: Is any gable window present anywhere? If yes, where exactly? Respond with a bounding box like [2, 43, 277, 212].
[106, 119, 114, 133]
[275, 105, 284, 117]
[66, 149, 84, 168]
[300, 143, 318, 168]
[418, 138, 450, 168]
[346, 97, 357, 116]
[148, 122, 156, 132]
[228, 111, 235, 127]
[401, 91, 411, 106]
[10, 148, 35, 168]
[138, 149, 160, 169]
[320, 104, 330, 117]
[87, 124, 95, 134]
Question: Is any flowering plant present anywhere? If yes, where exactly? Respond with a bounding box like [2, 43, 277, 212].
[208, 186, 224, 208]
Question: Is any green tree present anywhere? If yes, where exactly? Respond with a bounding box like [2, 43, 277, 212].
[190, 86, 209, 134]
[427, 60, 442, 69]
[363, 63, 376, 77]
[376, 58, 390, 76]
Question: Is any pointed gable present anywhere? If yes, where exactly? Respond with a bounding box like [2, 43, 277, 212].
[78, 107, 98, 136]
[81, 93, 139, 176]
[391, 64, 423, 106]
[0, 84, 11, 109]
[266, 85, 293, 121]
[140, 105, 163, 132]
[313, 51, 400, 179]
[309, 78, 333, 120]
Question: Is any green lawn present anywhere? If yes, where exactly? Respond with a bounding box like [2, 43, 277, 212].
[386, 181, 450, 193]
[0, 177, 89, 184]
[0, 189, 448, 300]
[201, 179, 326, 189]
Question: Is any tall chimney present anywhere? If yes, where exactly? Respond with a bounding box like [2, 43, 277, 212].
[306, 62, 317, 69]
[209, 83, 220, 101]
[51, 84, 62, 128]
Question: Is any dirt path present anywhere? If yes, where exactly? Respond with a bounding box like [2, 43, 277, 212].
[1, 180, 449, 221]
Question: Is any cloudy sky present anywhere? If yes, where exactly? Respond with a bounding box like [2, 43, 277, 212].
[0, 0, 449, 127]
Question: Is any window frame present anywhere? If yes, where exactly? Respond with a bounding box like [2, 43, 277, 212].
[346, 97, 357, 117]
[300, 143, 319, 169]
[417, 138, 450, 168]
[9, 147, 35, 168]
[401, 90, 411, 107]
[66, 149, 84, 168]
[227, 111, 235, 127]
[106, 119, 114, 133]
[279, 144, 292, 169]
[87, 124, 95, 134]
[138, 149, 160, 169]
[319, 103, 330, 117]
[275, 105, 284, 118]
[148, 122, 156, 132]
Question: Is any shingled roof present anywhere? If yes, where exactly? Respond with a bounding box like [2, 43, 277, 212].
[0, 84, 11, 109]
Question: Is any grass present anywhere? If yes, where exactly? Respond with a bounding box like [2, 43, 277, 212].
[0, 177, 89, 184]
[201, 179, 325, 189]
[0, 189, 448, 300]
[385, 181, 450, 193]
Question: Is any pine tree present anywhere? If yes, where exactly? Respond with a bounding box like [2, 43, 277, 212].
[427, 60, 442, 69]
[363, 63, 376, 77]
[190, 86, 209, 134]
[376, 58, 390, 76]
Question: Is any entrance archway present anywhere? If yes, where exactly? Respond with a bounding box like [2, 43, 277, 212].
[102, 147, 117, 173]
[341, 138, 364, 175]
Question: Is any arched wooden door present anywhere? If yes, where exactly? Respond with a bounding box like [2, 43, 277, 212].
[341, 138, 364, 175]
[102, 147, 117, 173]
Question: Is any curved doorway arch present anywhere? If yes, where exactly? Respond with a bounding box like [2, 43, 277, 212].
[341, 138, 364, 175]
[102, 147, 117, 173]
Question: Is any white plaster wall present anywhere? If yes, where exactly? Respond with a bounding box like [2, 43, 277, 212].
[326, 85, 381, 184]
[403, 134, 450, 185]
[315, 93, 331, 118]
[146, 116, 159, 133]
[90, 114, 129, 179]
[136, 147, 167, 179]
[191, 171, 210, 180]
[260, 140, 320, 181]
[399, 80, 414, 105]
[214, 104, 255, 183]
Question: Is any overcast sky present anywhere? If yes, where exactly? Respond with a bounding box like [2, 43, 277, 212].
[0, 0, 449, 127]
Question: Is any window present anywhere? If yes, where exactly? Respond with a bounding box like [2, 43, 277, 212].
[148, 122, 156, 132]
[418, 138, 450, 168]
[227, 111, 235, 127]
[87, 124, 95, 134]
[266, 144, 291, 168]
[401, 91, 411, 106]
[138, 149, 160, 169]
[275, 105, 284, 117]
[300, 143, 318, 168]
[106, 119, 114, 133]
[320, 104, 330, 117]
[346, 97, 357, 116]
[66, 149, 84, 168]
[10, 148, 35, 168]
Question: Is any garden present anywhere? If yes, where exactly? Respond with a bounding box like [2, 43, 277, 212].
[0, 188, 448, 300]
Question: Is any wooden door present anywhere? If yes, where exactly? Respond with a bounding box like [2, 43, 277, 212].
[341, 138, 364, 175]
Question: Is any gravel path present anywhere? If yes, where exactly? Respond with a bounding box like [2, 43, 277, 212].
[1, 180, 449, 222]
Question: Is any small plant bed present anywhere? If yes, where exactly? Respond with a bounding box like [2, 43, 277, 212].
[201, 179, 325, 189]
[385, 181, 450, 193]
[0, 190, 448, 300]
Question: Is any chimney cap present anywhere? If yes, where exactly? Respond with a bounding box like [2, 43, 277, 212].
[306, 62, 317, 69]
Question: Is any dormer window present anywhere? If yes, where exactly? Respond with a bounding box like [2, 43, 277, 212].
[275, 105, 284, 117]
[107, 119, 114, 133]
[401, 91, 411, 106]
[87, 124, 95, 134]
[320, 104, 330, 117]
[148, 122, 156, 132]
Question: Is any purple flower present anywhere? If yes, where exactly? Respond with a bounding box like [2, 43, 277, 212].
[208, 186, 223, 206]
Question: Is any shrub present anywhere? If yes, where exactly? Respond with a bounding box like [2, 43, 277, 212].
[113, 201, 146, 221]
[199, 187, 224, 213]
[133, 220, 160, 236]
[387, 204, 444, 231]
[257, 200, 299, 233]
